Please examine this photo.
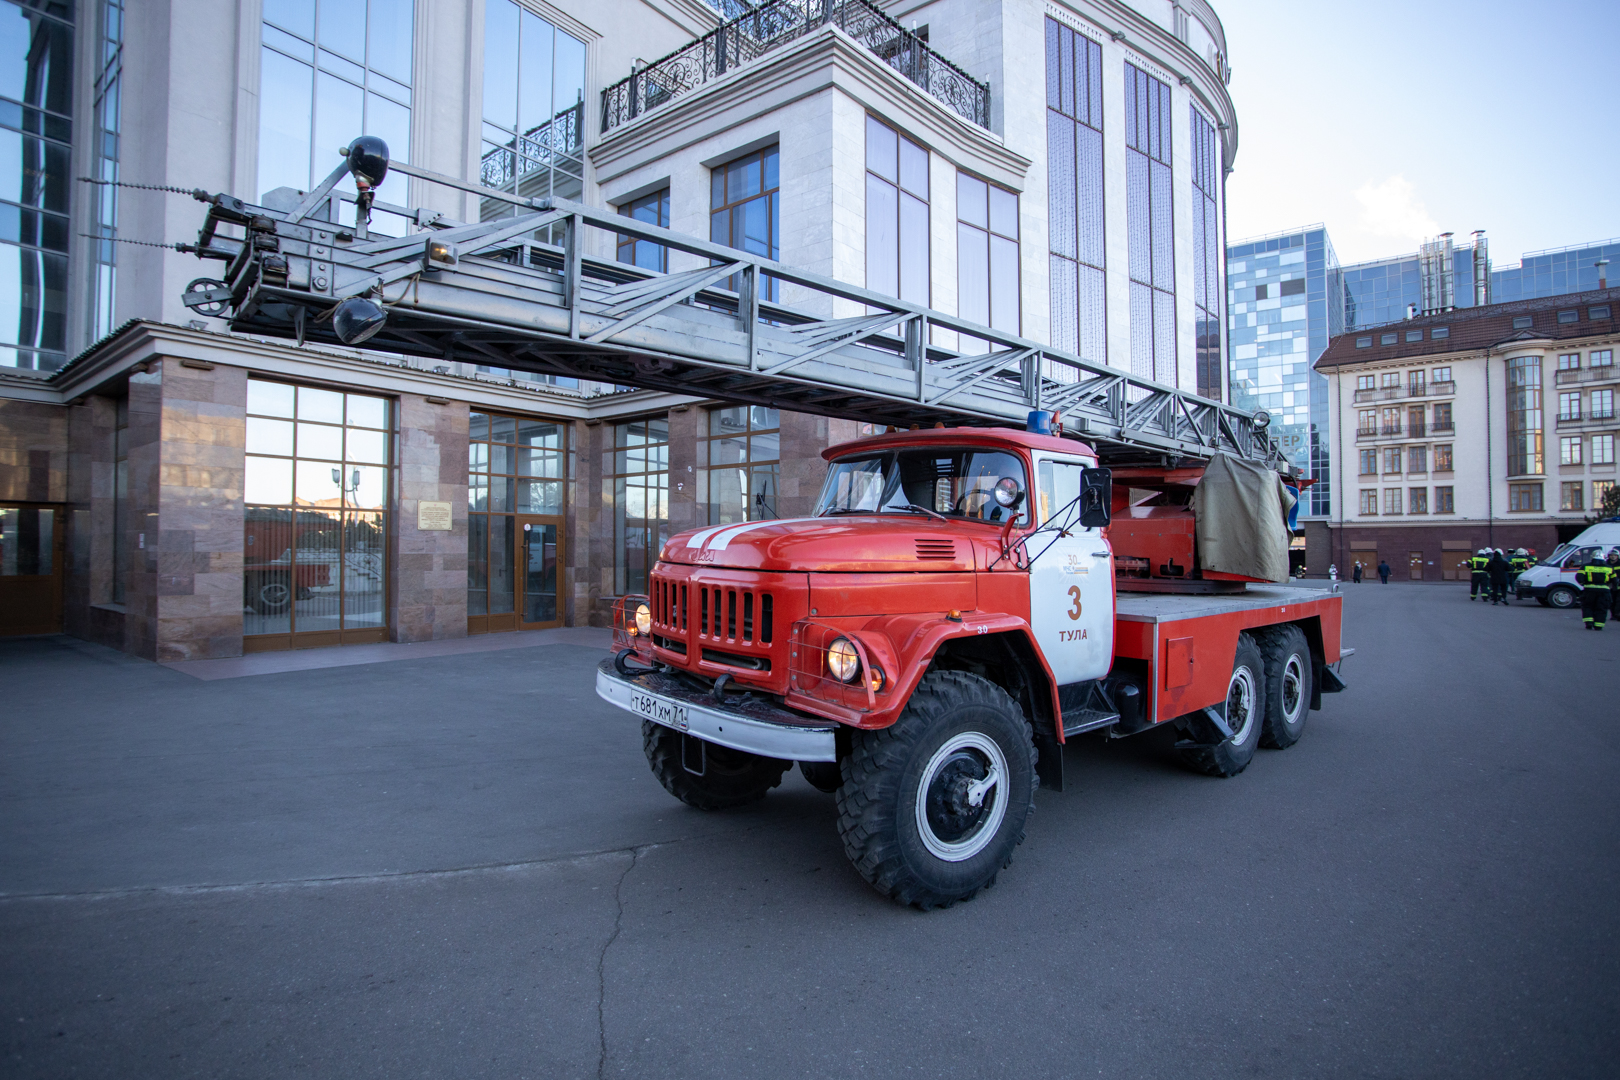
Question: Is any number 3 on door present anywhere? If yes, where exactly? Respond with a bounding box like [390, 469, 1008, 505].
[1067, 585, 1082, 620]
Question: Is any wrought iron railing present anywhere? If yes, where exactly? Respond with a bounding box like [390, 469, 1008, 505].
[601, 0, 990, 133]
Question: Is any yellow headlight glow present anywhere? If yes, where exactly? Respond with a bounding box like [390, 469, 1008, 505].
[634, 603, 652, 636]
[827, 636, 859, 682]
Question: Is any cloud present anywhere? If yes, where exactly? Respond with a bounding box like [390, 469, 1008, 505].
[1354, 175, 1440, 248]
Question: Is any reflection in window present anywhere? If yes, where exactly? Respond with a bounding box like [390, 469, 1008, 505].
[866, 118, 928, 308]
[701, 406, 779, 526]
[91, 0, 124, 342]
[0, 0, 72, 371]
[1190, 106, 1221, 399]
[711, 146, 779, 301]
[613, 418, 669, 595]
[956, 173, 1018, 355]
[479, 0, 585, 243]
[1045, 18, 1104, 371]
[257, 0, 414, 232]
[1125, 62, 1175, 385]
[0, 506, 51, 575]
[467, 411, 564, 624]
[1505, 356, 1542, 476]
[242, 379, 392, 638]
[617, 188, 670, 272]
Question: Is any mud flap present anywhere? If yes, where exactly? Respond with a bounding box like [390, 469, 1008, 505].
[1032, 727, 1064, 792]
[1177, 705, 1234, 748]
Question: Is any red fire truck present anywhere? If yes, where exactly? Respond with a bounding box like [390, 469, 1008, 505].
[598, 421, 1348, 908]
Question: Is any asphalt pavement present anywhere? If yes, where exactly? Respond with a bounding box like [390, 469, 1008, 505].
[2, 582, 1616, 1078]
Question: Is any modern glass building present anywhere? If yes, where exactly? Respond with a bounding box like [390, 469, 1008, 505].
[1493, 237, 1620, 303]
[1225, 226, 1340, 516]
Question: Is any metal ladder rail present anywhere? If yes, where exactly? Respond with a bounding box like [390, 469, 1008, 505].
[184, 188, 1288, 471]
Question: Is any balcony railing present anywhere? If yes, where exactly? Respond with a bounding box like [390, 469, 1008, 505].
[1408, 422, 1426, 439]
[1430, 379, 1455, 395]
[1431, 421, 1454, 433]
[1556, 366, 1619, 385]
[600, 0, 991, 133]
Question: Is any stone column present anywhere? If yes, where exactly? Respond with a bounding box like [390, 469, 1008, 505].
[667, 404, 701, 533]
[122, 367, 163, 658]
[152, 359, 247, 662]
[392, 394, 469, 642]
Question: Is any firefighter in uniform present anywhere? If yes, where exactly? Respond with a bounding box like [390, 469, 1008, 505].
[1509, 548, 1530, 595]
[1609, 550, 1620, 613]
[1469, 548, 1491, 600]
[1577, 552, 1614, 630]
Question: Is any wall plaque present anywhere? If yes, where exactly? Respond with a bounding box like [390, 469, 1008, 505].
[417, 501, 453, 531]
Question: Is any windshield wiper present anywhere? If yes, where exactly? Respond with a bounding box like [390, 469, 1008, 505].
[893, 503, 949, 523]
[822, 508, 875, 516]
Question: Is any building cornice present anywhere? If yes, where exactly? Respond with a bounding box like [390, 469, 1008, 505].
[590, 23, 1032, 192]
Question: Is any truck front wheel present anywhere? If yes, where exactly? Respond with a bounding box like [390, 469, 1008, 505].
[836, 670, 1037, 909]
[641, 722, 790, 810]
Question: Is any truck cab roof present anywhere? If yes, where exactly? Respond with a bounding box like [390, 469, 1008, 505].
[822, 426, 1098, 462]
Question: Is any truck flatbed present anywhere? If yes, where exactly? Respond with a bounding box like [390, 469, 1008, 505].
[1115, 584, 1337, 623]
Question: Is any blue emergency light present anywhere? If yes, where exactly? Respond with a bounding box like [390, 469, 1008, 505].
[1027, 410, 1061, 435]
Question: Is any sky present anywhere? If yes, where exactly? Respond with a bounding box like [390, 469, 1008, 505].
[1216, 0, 1620, 268]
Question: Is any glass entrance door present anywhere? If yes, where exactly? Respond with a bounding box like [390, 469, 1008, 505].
[0, 505, 62, 635]
[518, 516, 564, 629]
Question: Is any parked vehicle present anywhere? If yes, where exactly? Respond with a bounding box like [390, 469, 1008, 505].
[597, 422, 1349, 908]
[1516, 520, 1620, 607]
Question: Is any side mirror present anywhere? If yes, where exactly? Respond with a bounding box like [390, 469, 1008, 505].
[1079, 467, 1112, 529]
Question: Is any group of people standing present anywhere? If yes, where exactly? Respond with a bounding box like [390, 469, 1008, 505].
[1464, 548, 1531, 606]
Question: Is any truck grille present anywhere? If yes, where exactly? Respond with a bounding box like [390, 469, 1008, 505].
[698, 585, 773, 644]
[648, 569, 784, 685]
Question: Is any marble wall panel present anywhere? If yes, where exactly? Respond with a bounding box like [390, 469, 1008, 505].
[391, 394, 469, 642]
[0, 399, 68, 503]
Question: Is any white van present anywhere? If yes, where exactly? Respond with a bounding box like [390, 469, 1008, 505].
[1515, 519, 1620, 607]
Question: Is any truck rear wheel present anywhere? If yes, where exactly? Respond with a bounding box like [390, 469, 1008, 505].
[835, 670, 1037, 909]
[641, 722, 790, 810]
[1257, 625, 1311, 749]
[1177, 633, 1266, 777]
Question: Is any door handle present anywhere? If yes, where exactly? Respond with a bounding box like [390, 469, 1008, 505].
[1091, 551, 1111, 557]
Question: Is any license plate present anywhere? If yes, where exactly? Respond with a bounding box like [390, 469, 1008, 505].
[630, 690, 689, 732]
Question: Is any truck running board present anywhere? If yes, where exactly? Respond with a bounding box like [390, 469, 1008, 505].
[1061, 708, 1120, 737]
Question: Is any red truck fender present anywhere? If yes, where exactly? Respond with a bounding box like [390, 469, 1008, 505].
[806, 612, 1063, 739]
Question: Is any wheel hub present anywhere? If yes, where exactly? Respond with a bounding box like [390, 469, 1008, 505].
[914, 733, 1011, 862]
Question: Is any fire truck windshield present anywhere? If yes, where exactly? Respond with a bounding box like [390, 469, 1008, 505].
[815, 448, 1030, 526]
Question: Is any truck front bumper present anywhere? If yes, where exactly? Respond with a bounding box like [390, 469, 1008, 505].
[595, 657, 839, 762]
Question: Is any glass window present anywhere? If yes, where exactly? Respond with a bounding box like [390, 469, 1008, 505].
[0, 0, 72, 371]
[1594, 434, 1616, 466]
[1407, 446, 1427, 473]
[0, 506, 51, 576]
[1434, 444, 1453, 471]
[1558, 391, 1580, 421]
[1382, 372, 1400, 387]
[1358, 489, 1377, 515]
[866, 117, 928, 306]
[957, 172, 1019, 353]
[815, 447, 1030, 525]
[1512, 316, 1533, 329]
[1189, 106, 1221, 398]
[1358, 449, 1376, 475]
[1557, 310, 1578, 324]
[478, 0, 585, 243]
[1590, 306, 1610, 320]
[1560, 482, 1584, 512]
[1507, 482, 1543, 512]
[1592, 389, 1614, 419]
[1433, 401, 1453, 431]
[1557, 352, 1581, 371]
[1357, 410, 1376, 434]
[243, 380, 392, 637]
[89, 0, 123, 343]
[613, 417, 669, 594]
[616, 188, 669, 272]
[1506, 356, 1542, 475]
[1125, 62, 1175, 385]
[1431, 327, 1448, 339]
[1591, 349, 1613, 368]
[259, 0, 415, 234]
[1435, 486, 1453, 513]
[468, 410, 565, 620]
[1560, 436, 1583, 466]
[1408, 488, 1427, 514]
[1433, 366, 1451, 382]
[712, 145, 780, 301]
[1381, 333, 1397, 345]
[1382, 447, 1401, 474]
[1356, 337, 1372, 348]
[1383, 488, 1402, 515]
[1357, 375, 1375, 391]
[700, 406, 779, 525]
[1045, 18, 1105, 369]
[1405, 330, 1422, 342]
[1595, 479, 1616, 508]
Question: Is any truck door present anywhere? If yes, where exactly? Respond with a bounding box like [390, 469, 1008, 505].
[1027, 456, 1114, 685]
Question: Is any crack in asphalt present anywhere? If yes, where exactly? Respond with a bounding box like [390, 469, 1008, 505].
[0, 841, 677, 903]
[597, 846, 645, 1080]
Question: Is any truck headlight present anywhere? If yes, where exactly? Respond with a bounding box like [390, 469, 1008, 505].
[634, 603, 652, 636]
[827, 636, 859, 682]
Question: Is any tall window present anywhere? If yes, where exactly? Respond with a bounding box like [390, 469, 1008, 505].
[865, 118, 927, 306]
[1045, 18, 1104, 366]
[1594, 434, 1616, 466]
[1592, 388, 1614, 420]
[1561, 482, 1585, 512]
[1434, 444, 1453, 471]
[480, 0, 585, 241]
[467, 412, 564, 625]
[701, 406, 779, 525]
[259, 0, 414, 232]
[1435, 486, 1454, 513]
[243, 380, 391, 642]
[1407, 445, 1427, 473]
[0, 0, 71, 371]
[1592, 350, 1613, 368]
[1380, 407, 1401, 435]
[1358, 489, 1377, 515]
[1357, 410, 1376, 435]
[712, 146, 780, 300]
[1557, 391, 1580, 421]
[1383, 488, 1402, 515]
[89, 0, 123, 342]
[614, 418, 669, 595]
[1505, 356, 1542, 475]
[1189, 106, 1221, 399]
[1595, 479, 1616, 507]
[617, 188, 669, 272]
[956, 174, 1018, 354]
[1557, 352, 1581, 371]
[1382, 447, 1401, 474]
[1408, 488, 1427, 514]
[1358, 449, 1376, 475]
[1559, 435, 1583, 466]
[1433, 401, 1453, 432]
[1125, 62, 1175, 385]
